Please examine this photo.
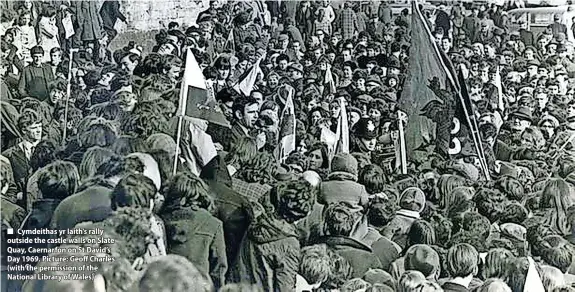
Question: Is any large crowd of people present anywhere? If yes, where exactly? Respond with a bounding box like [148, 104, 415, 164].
[1, 0, 575, 291]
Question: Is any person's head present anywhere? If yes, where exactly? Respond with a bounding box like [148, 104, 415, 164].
[359, 164, 388, 195]
[399, 187, 426, 213]
[28, 139, 57, 172]
[499, 202, 528, 225]
[111, 173, 158, 211]
[271, 179, 315, 223]
[48, 78, 66, 106]
[299, 244, 331, 287]
[407, 220, 436, 247]
[367, 199, 396, 229]
[540, 235, 574, 273]
[446, 243, 479, 279]
[483, 248, 514, 279]
[477, 279, 512, 292]
[37, 160, 80, 201]
[520, 126, 545, 150]
[397, 270, 426, 292]
[233, 97, 260, 129]
[17, 10, 31, 26]
[49, 47, 62, 66]
[24, 252, 106, 292]
[540, 265, 566, 292]
[330, 152, 359, 180]
[307, 143, 329, 170]
[161, 172, 213, 213]
[120, 53, 141, 75]
[323, 201, 363, 236]
[509, 107, 532, 132]
[17, 109, 42, 143]
[404, 244, 441, 280]
[80, 146, 117, 180]
[159, 54, 182, 82]
[139, 255, 212, 292]
[79, 122, 117, 149]
[540, 178, 574, 235]
[30, 45, 44, 66]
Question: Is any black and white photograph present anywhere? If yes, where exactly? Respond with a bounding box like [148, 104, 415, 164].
[1, 0, 575, 291]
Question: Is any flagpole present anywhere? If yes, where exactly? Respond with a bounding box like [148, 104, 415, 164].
[61, 48, 78, 147]
[414, 1, 490, 180]
[398, 112, 408, 175]
[172, 115, 184, 176]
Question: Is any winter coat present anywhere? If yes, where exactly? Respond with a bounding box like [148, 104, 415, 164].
[1, 197, 26, 267]
[229, 211, 300, 291]
[295, 3, 315, 39]
[72, 1, 104, 41]
[207, 179, 251, 266]
[378, 3, 392, 24]
[99, 0, 126, 31]
[3, 144, 31, 199]
[361, 227, 401, 272]
[162, 208, 227, 289]
[381, 209, 420, 250]
[319, 172, 369, 208]
[280, 1, 298, 21]
[50, 184, 113, 230]
[315, 235, 383, 278]
[0, 155, 19, 204]
[18, 63, 55, 101]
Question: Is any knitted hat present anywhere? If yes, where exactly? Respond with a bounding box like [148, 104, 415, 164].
[404, 244, 441, 277]
[399, 187, 426, 212]
[330, 153, 359, 180]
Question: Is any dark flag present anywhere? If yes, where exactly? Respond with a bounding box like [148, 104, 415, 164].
[178, 48, 230, 128]
[397, 1, 452, 157]
[398, 1, 488, 178]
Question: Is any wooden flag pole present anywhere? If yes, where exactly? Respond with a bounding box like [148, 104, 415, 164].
[61, 48, 78, 146]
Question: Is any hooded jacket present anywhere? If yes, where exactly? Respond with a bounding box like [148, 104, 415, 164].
[229, 211, 300, 291]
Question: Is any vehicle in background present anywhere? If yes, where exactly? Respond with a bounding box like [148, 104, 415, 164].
[388, 0, 439, 15]
[508, 5, 575, 42]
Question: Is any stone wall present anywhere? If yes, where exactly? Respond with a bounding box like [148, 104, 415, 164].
[115, 0, 208, 33]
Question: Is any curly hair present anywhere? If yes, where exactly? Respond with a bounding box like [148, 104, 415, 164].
[161, 173, 213, 213]
[235, 152, 278, 185]
[270, 179, 315, 223]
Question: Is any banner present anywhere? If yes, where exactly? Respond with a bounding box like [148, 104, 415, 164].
[233, 59, 262, 96]
[278, 88, 296, 162]
[397, 1, 449, 157]
[178, 48, 230, 128]
[335, 97, 349, 154]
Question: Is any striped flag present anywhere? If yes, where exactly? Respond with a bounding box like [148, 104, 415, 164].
[278, 88, 296, 162]
[233, 59, 262, 96]
[178, 48, 230, 127]
[324, 64, 337, 96]
[335, 97, 349, 154]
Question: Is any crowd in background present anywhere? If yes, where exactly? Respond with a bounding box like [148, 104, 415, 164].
[1, 0, 575, 291]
